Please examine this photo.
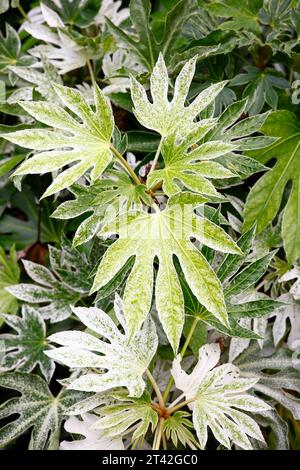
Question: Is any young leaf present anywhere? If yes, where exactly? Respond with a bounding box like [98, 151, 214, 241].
[91, 196, 241, 352]
[0, 372, 85, 449]
[45, 304, 158, 397]
[243, 111, 300, 263]
[163, 411, 199, 449]
[171, 343, 270, 450]
[1, 84, 114, 198]
[0, 306, 55, 382]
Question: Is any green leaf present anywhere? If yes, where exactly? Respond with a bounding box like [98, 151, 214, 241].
[172, 343, 270, 450]
[0, 24, 34, 82]
[46, 303, 158, 397]
[0, 245, 20, 323]
[206, 0, 263, 35]
[231, 66, 289, 115]
[179, 229, 277, 340]
[42, 0, 101, 27]
[224, 251, 276, 299]
[106, 0, 198, 71]
[0, 372, 85, 449]
[243, 111, 300, 263]
[91, 196, 241, 352]
[0, 187, 62, 250]
[0, 306, 55, 382]
[1, 83, 114, 198]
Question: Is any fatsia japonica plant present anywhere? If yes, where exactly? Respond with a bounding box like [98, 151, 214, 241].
[0, 0, 300, 453]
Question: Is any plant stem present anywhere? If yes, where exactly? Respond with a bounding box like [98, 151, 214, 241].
[86, 59, 96, 85]
[110, 144, 141, 186]
[18, 3, 29, 21]
[167, 398, 196, 414]
[153, 417, 164, 450]
[181, 317, 199, 357]
[162, 317, 199, 403]
[146, 369, 165, 409]
[149, 136, 164, 174]
[162, 431, 167, 450]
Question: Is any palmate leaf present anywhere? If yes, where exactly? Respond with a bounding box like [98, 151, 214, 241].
[0, 24, 34, 83]
[243, 111, 300, 263]
[130, 53, 227, 139]
[94, 390, 158, 441]
[205, 0, 263, 35]
[42, 0, 102, 27]
[0, 306, 55, 382]
[171, 343, 270, 450]
[0, 372, 85, 449]
[231, 66, 289, 115]
[146, 96, 273, 196]
[60, 413, 124, 450]
[203, 98, 276, 159]
[147, 129, 237, 197]
[0, 245, 20, 323]
[235, 333, 300, 420]
[163, 411, 199, 449]
[106, 0, 215, 71]
[1, 83, 114, 198]
[52, 170, 149, 247]
[45, 304, 158, 397]
[91, 194, 242, 352]
[7, 258, 82, 323]
[179, 227, 279, 340]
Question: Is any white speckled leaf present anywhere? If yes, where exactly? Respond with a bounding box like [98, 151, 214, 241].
[1, 83, 114, 197]
[131, 53, 226, 138]
[91, 196, 242, 352]
[0, 305, 55, 382]
[94, 391, 158, 441]
[46, 303, 158, 398]
[171, 343, 270, 450]
[7, 259, 81, 323]
[0, 372, 85, 449]
[147, 131, 236, 197]
[52, 170, 145, 246]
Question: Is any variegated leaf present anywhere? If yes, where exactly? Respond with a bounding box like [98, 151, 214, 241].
[0, 305, 55, 382]
[171, 343, 270, 450]
[45, 303, 158, 398]
[1, 83, 114, 197]
[91, 195, 242, 352]
[94, 390, 158, 441]
[7, 259, 82, 323]
[131, 53, 226, 138]
[0, 372, 85, 449]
